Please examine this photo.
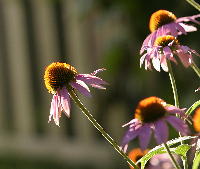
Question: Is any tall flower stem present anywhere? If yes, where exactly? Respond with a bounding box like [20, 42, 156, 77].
[167, 60, 179, 108]
[163, 143, 181, 169]
[186, 0, 200, 11]
[191, 61, 200, 78]
[67, 88, 139, 169]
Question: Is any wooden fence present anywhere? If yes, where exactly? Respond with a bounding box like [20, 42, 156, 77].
[0, 0, 130, 168]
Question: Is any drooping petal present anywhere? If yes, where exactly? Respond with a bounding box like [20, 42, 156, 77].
[160, 54, 168, 72]
[90, 68, 106, 76]
[52, 94, 60, 126]
[173, 22, 187, 35]
[140, 53, 147, 68]
[122, 119, 139, 127]
[176, 14, 200, 24]
[139, 123, 152, 152]
[152, 57, 161, 71]
[176, 49, 191, 68]
[179, 23, 197, 32]
[154, 119, 169, 145]
[120, 121, 142, 153]
[60, 86, 71, 117]
[157, 25, 170, 37]
[163, 46, 172, 59]
[190, 48, 200, 57]
[49, 94, 56, 123]
[71, 80, 92, 98]
[75, 74, 107, 89]
[165, 115, 190, 136]
[168, 23, 178, 37]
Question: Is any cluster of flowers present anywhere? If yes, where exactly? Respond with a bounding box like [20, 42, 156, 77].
[44, 9, 200, 169]
[119, 10, 200, 168]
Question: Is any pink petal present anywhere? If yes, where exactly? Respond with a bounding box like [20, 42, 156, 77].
[168, 23, 178, 37]
[154, 119, 169, 145]
[165, 115, 190, 135]
[179, 23, 197, 32]
[176, 49, 191, 68]
[163, 46, 172, 59]
[122, 119, 139, 127]
[174, 23, 187, 35]
[139, 123, 152, 152]
[152, 57, 161, 71]
[75, 74, 107, 89]
[53, 94, 60, 126]
[60, 86, 71, 117]
[49, 95, 56, 123]
[176, 15, 200, 24]
[71, 80, 92, 98]
[120, 123, 142, 153]
[157, 25, 170, 37]
[160, 55, 168, 72]
[90, 68, 106, 76]
[140, 53, 147, 68]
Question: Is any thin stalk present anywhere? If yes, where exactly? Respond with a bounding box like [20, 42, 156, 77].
[163, 143, 181, 169]
[67, 88, 139, 169]
[183, 157, 188, 169]
[167, 60, 179, 108]
[191, 61, 200, 78]
[186, 0, 200, 11]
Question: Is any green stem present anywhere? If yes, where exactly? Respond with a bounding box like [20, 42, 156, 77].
[67, 89, 139, 169]
[167, 60, 179, 108]
[163, 143, 181, 169]
[191, 61, 200, 78]
[186, 0, 200, 11]
[183, 157, 188, 169]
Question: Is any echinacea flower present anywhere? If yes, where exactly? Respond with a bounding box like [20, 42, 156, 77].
[140, 35, 200, 71]
[141, 10, 200, 50]
[120, 96, 190, 153]
[193, 107, 200, 132]
[128, 148, 149, 169]
[44, 62, 107, 126]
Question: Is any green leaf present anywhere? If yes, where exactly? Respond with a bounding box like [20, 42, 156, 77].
[138, 136, 195, 169]
[192, 152, 200, 169]
[186, 100, 200, 116]
[174, 144, 192, 158]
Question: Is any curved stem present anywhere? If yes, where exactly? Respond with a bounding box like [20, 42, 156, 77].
[163, 143, 181, 169]
[67, 89, 139, 169]
[186, 0, 200, 11]
[191, 61, 200, 78]
[167, 60, 179, 108]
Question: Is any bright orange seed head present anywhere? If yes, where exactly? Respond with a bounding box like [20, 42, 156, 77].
[44, 62, 77, 94]
[154, 35, 180, 46]
[128, 148, 149, 169]
[149, 10, 177, 33]
[135, 96, 167, 124]
[193, 107, 200, 132]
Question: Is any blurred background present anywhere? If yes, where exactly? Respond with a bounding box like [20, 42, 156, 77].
[0, 0, 200, 168]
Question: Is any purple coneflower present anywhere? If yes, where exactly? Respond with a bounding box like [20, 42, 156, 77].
[44, 62, 107, 126]
[140, 35, 200, 71]
[120, 96, 190, 153]
[141, 10, 200, 50]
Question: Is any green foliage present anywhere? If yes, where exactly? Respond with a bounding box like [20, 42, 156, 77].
[138, 136, 195, 169]
[192, 152, 200, 169]
[186, 100, 200, 116]
[175, 144, 193, 159]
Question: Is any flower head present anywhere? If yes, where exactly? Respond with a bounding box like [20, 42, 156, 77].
[142, 10, 200, 49]
[44, 62, 107, 126]
[120, 96, 190, 153]
[140, 35, 200, 71]
[193, 107, 200, 132]
[128, 148, 149, 169]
